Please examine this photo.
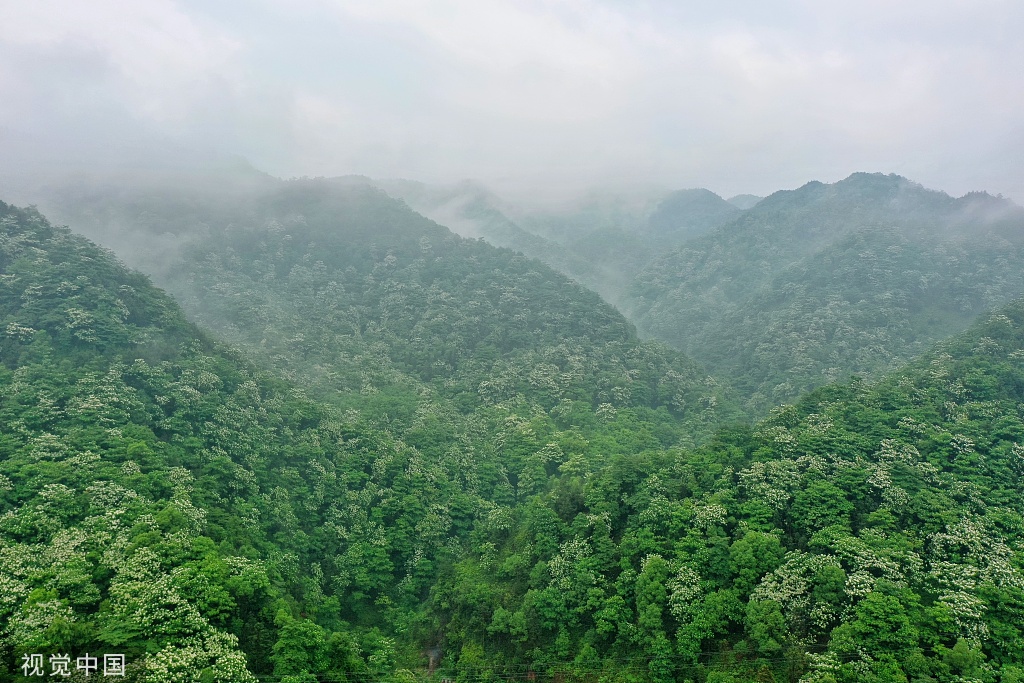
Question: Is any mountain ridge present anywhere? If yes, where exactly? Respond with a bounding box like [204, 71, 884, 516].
[5, 193, 1024, 680]
[629, 171, 1024, 412]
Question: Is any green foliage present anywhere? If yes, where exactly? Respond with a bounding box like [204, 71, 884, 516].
[631, 173, 1024, 413]
[154, 180, 740, 435]
[6, 190, 1024, 682]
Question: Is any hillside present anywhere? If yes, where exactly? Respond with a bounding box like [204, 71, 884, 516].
[0, 201, 356, 680]
[644, 188, 742, 244]
[419, 296, 1024, 682]
[0, 196, 730, 682]
[4, 197, 1024, 681]
[373, 178, 630, 305]
[630, 173, 1024, 413]
[28, 175, 740, 443]
[727, 194, 763, 210]
[377, 180, 745, 310]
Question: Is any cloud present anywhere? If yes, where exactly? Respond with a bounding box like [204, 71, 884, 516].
[1, 0, 1022, 201]
[0, 0, 239, 120]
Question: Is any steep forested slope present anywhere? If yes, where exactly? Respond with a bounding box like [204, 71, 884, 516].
[0, 202, 317, 680]
[5, 194, 1024, 682]
[643, 188, 742, 245]
[423, 298, 1024, 682]
[378, 180, 745, 310]
[726, 194, 763, 210]
[33, 176, 740, 444]
[0, 198, 734, 683]
[373, 179, 630, 305]
[631, 173, 1024, 413]
[173, 180, 729, 412]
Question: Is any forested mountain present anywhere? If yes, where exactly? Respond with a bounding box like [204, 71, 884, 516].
[541, 188, 743, 302]
[9, 163, 280, 275]
[30, 175, 739, 440]
[5, 187, 1024, 681]
[726, 194, 764, 210]
[372, 178, 635, 306]
[643, 188, 742, 245]
[375, 172, 1024, 420]
[631, 173, 1024, 413]
[375, 180, 743, 309]
[424, 295, 1024, 683]
[0, 201, 348, 681]
[0, 195, 730, 682]
[33, 169, 1024, 423]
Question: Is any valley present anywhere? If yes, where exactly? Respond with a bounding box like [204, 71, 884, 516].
[2, 170, 1024, 683]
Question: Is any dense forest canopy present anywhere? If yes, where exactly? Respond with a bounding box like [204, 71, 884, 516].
[354, 173, 1024, 416]
[372, 180, 745, 311]
[35, 169, 1024, 419]
[23, 175, 740, 440]
[0, 194, 731, 682]
[628, 174, 1024, 412]
[3, 167, 1024, 683]
[3, 0, 1023, 681]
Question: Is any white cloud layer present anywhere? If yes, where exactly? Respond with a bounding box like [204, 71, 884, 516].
[1, 0, 1022, 200]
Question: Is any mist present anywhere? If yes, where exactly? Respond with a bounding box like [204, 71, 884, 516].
[2, 0, 1023, 204]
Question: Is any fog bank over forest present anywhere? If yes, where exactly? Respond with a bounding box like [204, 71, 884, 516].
[6, 2, 1024, 681]
[2, 0, 1023, 203]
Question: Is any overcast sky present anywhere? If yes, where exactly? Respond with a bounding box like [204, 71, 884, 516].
[1, 0, 1022, 202]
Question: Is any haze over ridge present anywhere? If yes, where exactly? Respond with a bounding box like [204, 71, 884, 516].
[1, 0, 1022, 202]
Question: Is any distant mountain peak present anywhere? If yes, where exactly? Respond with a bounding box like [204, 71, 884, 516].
[726, 194, 763, 210]
[840, 170, 909, 184]
[644, 187, 741, 242]
[957, 189, 1017, 207]
[666, 187, 725, 200]
[754, 173, 941, 213]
